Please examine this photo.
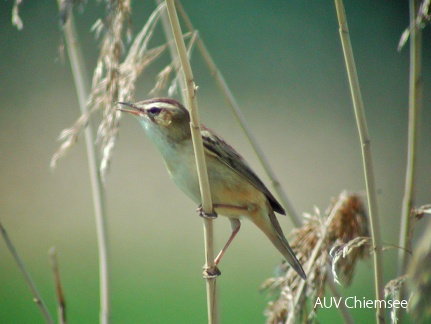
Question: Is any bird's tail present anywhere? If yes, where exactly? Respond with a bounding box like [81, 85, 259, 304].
[256, 210, 306, 280]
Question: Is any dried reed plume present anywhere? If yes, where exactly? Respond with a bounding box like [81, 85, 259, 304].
[263, 192, 370, 323]
[384, 276, 407, 324]
[51, 3, 167, 180]
[328, 194, 370, 286]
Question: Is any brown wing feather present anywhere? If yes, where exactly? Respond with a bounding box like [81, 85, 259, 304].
[201, 126, 285, 215]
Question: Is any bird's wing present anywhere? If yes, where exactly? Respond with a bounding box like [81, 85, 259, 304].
[201, 126, 286, 215]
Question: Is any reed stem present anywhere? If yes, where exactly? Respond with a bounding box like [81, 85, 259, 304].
[174, 0, 301, 227]
[165, 1, 219, 323]
[58, 6, 110, 323]
[396, 1, 422, 319]
[334, 1, 385, 323]
[397, 0, 422, 279]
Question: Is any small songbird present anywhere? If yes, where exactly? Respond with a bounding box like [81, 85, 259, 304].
[117, 98, 306, 279]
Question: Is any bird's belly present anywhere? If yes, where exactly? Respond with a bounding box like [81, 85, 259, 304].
[209, 166, 265, 218]
[163, 145, 266, 219]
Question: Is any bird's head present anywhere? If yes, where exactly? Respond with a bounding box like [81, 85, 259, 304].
[117, 98, 191, 142]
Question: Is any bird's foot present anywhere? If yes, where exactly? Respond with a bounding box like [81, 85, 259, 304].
[202, 265, 221, 279]
[197, 205, 218, 219]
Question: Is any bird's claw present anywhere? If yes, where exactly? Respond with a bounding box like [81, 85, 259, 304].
[202, 266, 221, 279]
[197, 205, 218, 219]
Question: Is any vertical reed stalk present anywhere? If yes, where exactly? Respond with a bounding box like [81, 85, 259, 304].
[165, 1, 219, 323]
[174, 0, 301, 227]
[396, 2, 422, 320]
[397, 0, 422, 279]
[334, 1, 385, 323]
[58, 6, 110, 323]
[156, 0, 186, 94]
[176, 2, 354, 322]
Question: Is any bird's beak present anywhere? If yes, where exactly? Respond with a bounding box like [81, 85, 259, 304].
[116, 102, 143, 116]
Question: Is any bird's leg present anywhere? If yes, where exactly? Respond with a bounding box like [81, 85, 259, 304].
[214, 218, 241, 266]
[197, 205, 218, 219]
[199, 205, 245, 278]
[202, 219, 241, 279]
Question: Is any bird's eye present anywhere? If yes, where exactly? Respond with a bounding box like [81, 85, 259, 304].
[147, 107, 162, 115]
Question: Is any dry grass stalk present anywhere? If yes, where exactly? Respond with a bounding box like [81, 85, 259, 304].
[165, 1, 219, 323]
[51, 3, 168, 323]
[49, 247, 67, 324]
[396, 0, 423, 276]
[53, 3, 110, 322]
[0, 223, 54, 324]
[396, 3, 424, 321]
[174, 0, 301, 227]
[334, 2, 385, 322]
[263, 192, 370, 323]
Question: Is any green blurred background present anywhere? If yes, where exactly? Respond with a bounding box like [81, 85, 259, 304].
[1, 1, 430, 323]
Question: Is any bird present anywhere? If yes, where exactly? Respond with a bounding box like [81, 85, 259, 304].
[117, 98, 306, 279]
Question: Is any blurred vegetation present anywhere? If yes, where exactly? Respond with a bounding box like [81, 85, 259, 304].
[1, 1, 430, 323]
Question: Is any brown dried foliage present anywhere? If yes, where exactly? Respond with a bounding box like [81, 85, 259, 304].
[51, 3, 168, 178]
[328, 194, 370, 286]
[263, 192, 371, 323]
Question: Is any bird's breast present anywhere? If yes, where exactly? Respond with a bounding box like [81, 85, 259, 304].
[160, 141, 202, 204]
